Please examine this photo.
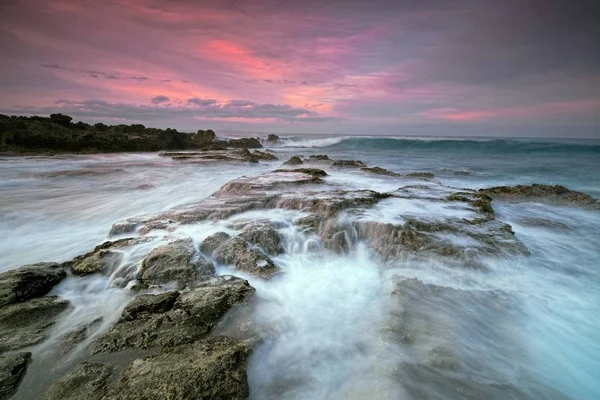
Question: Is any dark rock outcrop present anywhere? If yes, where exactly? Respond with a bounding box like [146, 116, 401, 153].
[283, 156, 303, 165]
[92, 276, 254, 354]
[193, 129, 216, 144]
[0, 263, 66, 307]
[252, 150, 278, 161]
[308, 154, 330, 161]
[266, 134, 280, 142]
[479, 184, 599, 208]
[332, 159, 366, 168]
[137, 238, 215, 289]
[0, 296, 70, 352]
[405, 172, 435, 179]
[0, 352, 32, 400]
[360, 166, 401, 177]
[226, 137, 262, 149]
[273, 168, 328, 178]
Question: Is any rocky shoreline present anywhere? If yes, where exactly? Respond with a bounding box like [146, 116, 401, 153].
[0, 149, 597, 399]
[0, 114, 275, 155]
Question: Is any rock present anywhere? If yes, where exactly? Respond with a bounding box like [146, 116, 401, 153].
[193, 129, 216, 144]
[108, 220, 138, 236]
[273, 168, 327, 178]
[213, 237, 279, 279]
[43, 362, 113, 400]
[0, 296, 70, 352]
[447, 191, 495, 218]
[405, 172, 435, 179]
[92, 276, 254, 354]
[252, 150, 278, 160]
[59, 318, 103, 353]
[199, 232, 232, 256]
[71, 249, 123, 276]
[105, 336, 251, 400]
[360, 166, 401, 177]
[138, 238, 215, 289]
[120, 291, 180, 322]
[266, 134, 280, 142]
[479, 184, 599, 208]
[308, 154, 330, 161]
[283, 156, 303, 165]
[0, 263, 66, 308]
[239, 226, 284, 255]
[332, 159, 366, 167]
[226, 137, 262, 148]
[0, 352, 31, 400]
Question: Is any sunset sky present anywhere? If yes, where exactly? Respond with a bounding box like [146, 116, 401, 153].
[1, 0, 599, 136]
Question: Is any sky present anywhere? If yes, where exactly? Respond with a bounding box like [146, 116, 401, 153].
[0, 0, 599, 137]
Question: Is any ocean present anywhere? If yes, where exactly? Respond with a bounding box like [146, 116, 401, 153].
[1, 135, 599, 399]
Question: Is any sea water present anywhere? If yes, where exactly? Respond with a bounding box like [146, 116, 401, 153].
[1, 136, 599, 399]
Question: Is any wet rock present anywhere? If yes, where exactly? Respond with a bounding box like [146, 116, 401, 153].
[69, 238, 141, 276]
[360, 166, 402, 177]
[59, 318, 103, 353]
[266, 134, 280, 142]
[226, 137, 262, 148]
[279, 189, 392, 218]
[105, 336, 251, 400]
[43, 361, 113, 400]
[0, 296, 70, 352]
[479, 184, 599, 208]
[405, 172, 435, 179]
[332, 159, 366, 168]
[0, 263, 66, 308]
[120, 291, 180, 322]
[199, 232, 232, 256]
[193, 129, 216, 144]
[252, 150, 278, 160]
[240, 226, 284, 255]
[0, 352, 31, 400]
[138, 238, 215, 289]
[71, 250, 123, 276]
[213, 237, 279, 279]
[273, 168, 328, 178]
[447, 191, 494, 218]
[283, 156, 303, 165]
[92, 276, 254, 354]
[108, 220, 139, 236]
[308, 154, 330, 161]
[214, 171, 324, 198]
[386, 277, 536, 400]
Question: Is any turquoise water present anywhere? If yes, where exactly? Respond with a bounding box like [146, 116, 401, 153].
[1, 136, 599, 399]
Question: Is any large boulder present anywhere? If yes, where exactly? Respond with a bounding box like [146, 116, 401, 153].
[43, 362, 113, 400]
[0, 352, 31, 400]
[92, 276, 254, 354]
[104, 336, 251, 400]
[137, 238, 215, 289]
[266, 134, 280, 142]
[240, 226, 284, 255]
[0, 296, 70, 352]
[213, 237, 279, 279]
[283, 156, 303, 165]
[0, 263, 66, 308]
[71, 250, 122, 276]
[199, 232, 231, 256]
